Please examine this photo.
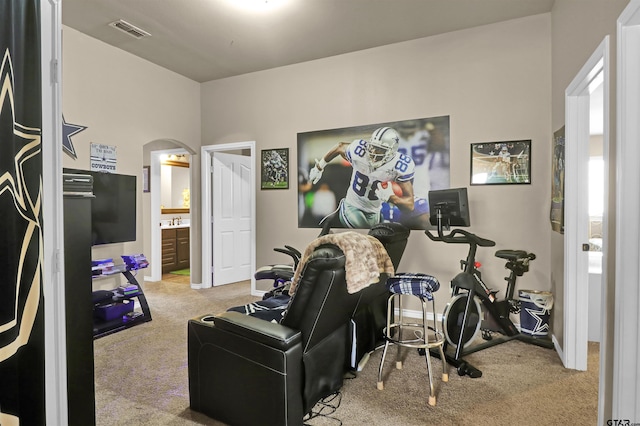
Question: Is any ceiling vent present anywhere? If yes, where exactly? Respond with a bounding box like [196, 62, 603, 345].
[109, 19, 151, 39]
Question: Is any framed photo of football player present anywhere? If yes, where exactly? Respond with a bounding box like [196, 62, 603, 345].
[470, 140, 531, 185]
[550, 127, 565, 234]
[261, 148, 289, 190]
[143, 166, 150, 193]
[297, 116, 450, 230]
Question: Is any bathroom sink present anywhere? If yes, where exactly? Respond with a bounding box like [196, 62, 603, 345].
[160, 223, 190, 229]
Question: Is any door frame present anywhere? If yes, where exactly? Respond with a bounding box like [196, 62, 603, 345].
[201, 141, 256, 293]
[614, 0, 640, 418]
[42, 0, 68, 423]
[564, 37, 609, 373]
[148, 147, 190, 283]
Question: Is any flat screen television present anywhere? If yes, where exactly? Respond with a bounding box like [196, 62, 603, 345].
[428, 187, 470, 228]
[64, 169, 137, 246]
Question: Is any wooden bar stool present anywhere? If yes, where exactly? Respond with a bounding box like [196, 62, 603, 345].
[376, 273, 448, 406]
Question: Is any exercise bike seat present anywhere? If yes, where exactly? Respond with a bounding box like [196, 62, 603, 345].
[494, 250, 533, 261]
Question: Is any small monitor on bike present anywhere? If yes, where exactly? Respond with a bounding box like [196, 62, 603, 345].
[428, 187, 471, 228]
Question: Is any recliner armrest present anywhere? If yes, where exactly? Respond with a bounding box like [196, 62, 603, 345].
[213, 311, 302, 350]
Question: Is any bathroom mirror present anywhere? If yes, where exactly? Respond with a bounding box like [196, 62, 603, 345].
[161, 159, 190, 214]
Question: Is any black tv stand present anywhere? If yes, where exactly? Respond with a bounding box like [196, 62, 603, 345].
[92, 268, 152, 339]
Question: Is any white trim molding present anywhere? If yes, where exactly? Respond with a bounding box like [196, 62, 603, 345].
[614, 0, 640, 419]
[564, 36, 610, 372]
[41, 0, 68, 424]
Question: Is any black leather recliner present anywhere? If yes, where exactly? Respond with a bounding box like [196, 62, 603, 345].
[188, 243, 365, 426]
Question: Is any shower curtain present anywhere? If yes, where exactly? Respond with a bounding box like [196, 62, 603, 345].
[0, 0, 45, 424]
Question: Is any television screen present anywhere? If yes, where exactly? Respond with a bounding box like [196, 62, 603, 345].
[64, 169, 137, 245]
[428, 187, 470, 228]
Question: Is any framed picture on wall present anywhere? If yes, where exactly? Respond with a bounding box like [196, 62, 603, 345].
[550, 127, 565, 234]
[297, 116, 451, 229]
[143, 166, 150, 193]
[470, 140, 531, 185]
[261, 148, 289, 190]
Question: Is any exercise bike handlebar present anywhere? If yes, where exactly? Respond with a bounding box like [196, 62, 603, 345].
[425, 227, 496, 248]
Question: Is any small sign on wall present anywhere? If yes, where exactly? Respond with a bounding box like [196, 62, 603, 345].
[90, 143, 117, 172]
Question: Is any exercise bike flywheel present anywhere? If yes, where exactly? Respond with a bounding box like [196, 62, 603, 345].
[442, 293, 483, 348]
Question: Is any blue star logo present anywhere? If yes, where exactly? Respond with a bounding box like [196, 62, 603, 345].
[524, 306, 549, 335]
[62, 115, 86, 159]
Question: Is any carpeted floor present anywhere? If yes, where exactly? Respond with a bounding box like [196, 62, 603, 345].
[94, 277, 599, 425]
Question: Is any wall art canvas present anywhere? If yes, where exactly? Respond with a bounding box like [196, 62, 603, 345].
[470, 140, 531, 185]
[297, 116, 450, 229]
[550, 127, 565, 234]
[261, 148, 289, 190]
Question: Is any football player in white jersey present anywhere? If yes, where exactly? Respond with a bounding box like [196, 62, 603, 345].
[398, 122, 431, 199]
[380, 121, 432, 228]
[309, 127, 416, 228]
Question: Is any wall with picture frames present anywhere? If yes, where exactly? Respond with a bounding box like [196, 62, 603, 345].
[202, 13, 553, 304]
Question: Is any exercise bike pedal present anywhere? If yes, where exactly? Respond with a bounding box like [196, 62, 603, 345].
[457, 362, 467, 376]
[456, 361, 483, 378]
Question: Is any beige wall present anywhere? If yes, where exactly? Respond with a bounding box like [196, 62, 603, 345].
[61, 26, 201, 274]
[60, 2, 633, 417]
[202, 14, 552, 314]
[550, 0, 630, 420]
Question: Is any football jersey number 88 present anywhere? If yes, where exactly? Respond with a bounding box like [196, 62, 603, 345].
[351, 153, 412, 200]
[352, 171, 381, 200]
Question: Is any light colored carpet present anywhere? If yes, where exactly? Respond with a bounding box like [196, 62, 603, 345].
[94, 278, 599, 425]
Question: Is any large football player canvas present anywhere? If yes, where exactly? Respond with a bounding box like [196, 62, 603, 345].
[297, 116, 450, 230]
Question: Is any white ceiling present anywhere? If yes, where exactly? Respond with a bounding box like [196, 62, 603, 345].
[62, 0, 555, 83]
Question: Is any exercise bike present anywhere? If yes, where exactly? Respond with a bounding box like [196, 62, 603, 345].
[425, 189, 554, 378]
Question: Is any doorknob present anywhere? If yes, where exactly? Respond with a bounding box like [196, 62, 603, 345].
[582, 243, 590, 251]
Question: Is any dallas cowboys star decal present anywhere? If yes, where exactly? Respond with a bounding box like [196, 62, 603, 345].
[0, 47, 42, 361]
[62, 115, 86, 159]
[524, 305, 550, 335]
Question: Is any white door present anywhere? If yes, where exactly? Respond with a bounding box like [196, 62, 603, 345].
[212, 152, 252, 286]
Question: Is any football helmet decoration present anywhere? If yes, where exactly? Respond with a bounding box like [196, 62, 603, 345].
[368, 127, 399, 168]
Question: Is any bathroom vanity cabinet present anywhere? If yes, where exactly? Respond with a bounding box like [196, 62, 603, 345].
[162, 227, 190, 273]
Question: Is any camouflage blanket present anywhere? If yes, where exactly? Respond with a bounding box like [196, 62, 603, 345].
[289, 231, 394, 296]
